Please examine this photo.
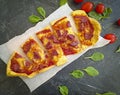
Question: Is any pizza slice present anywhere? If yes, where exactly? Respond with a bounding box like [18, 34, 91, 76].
[51, 17, 82, 55]
[21, 37, 57, 73]
[7, 52, 39, 78]
[7, 52, 55, 78]
[21, 38, 46, 64]
[36, 26, 67, 66]
[71, 10, 101, 46]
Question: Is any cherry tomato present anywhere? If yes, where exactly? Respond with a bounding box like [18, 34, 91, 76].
[104, 33, 117, 44]
[95, 3, 105, 14]
[74, 0, 84, 3]
[117, 18, 120, 26]
[81, 2, 94, 13]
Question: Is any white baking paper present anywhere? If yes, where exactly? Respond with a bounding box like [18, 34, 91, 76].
[0, 4, 110, 92]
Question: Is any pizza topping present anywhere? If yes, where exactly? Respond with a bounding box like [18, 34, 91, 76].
[47, 60, 55, 66]
[67, 34, 75, 40]
[52, 17, 81, 55]
[33, 52, 41, 59]
[22, 38, 46, 65]
[62, 30, 68, 37]
[69, 41, 79, 47]
[24, 61, 31, 67]
[47, 35, 54, 39]
[66, 21, 71, 27]
[45, 42, 53, 49]
[53, 36, 59, 43]
[47, 34, 59, 43]
[74, 16, 94, 40]
[10, 53, 36, 75]
[84, 32, 93, 40]
[11, 59, 20, 73]
[56, 30, 62, 37]
[38, 64, 46, 70]
[49, 34, 62, 43]
[51, 49, 58, 56]
[38, 60, 54, 70]
[30, 64, 39, 72]
[22, 39, 35, 54]
[62, 47, 76, 55]
[56, 30, 68, 43]
[59, 37, 67, 43]
[14, 53, 22, 58]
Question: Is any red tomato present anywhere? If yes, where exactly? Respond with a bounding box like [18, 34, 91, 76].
[74, 0, 84, 3]
[81, 2, 94, 13]
[104, 33, 117, 44]
[95, 3, 105, 14]
[117, 18, 120, 26]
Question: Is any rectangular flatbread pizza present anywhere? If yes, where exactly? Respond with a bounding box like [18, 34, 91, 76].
[51, 17, 82, 55]
[5, 9, 102, 78]
[21, 38, 45, 64]
[7, 52, 39, 78]
[7, 51, 55, 78]
[36, 27, 67, 66]
[71, 10, 101, 46]
[21, 38, 55, 77]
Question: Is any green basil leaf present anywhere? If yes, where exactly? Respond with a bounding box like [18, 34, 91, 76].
[88, 11, 102, 20]
[88, 8, 112, 20]
[59, 85, 68, 95]
[102, 8, 112, 18]
[28, 15, 42, 23]
[59, 0, 68, 6]
[107, 8, 112, 14]
[85, 52, 104, 62]
[37, 7, 46, 18]
[96, 92, 116, 95]
[116, 47, 120, 53]
[70, 70, 84, 78]
[83, 66, 99, 77]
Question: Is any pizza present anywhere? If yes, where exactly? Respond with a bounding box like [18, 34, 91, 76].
[7, 52, 55, 78]
[21, 37, 56, 73]
[36, 26, 67, 66]
[21, 38, 46, 64]
[51, 17, 82, 55]
[71, 10, 101, 46]
[7, 52, 39, 78]
[6, 10, 102, 78]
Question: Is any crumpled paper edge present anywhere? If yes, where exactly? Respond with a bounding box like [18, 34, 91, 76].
[0, 4, 110, 92]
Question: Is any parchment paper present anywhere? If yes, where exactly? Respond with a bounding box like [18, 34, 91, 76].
[0, 4, 110, 92]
